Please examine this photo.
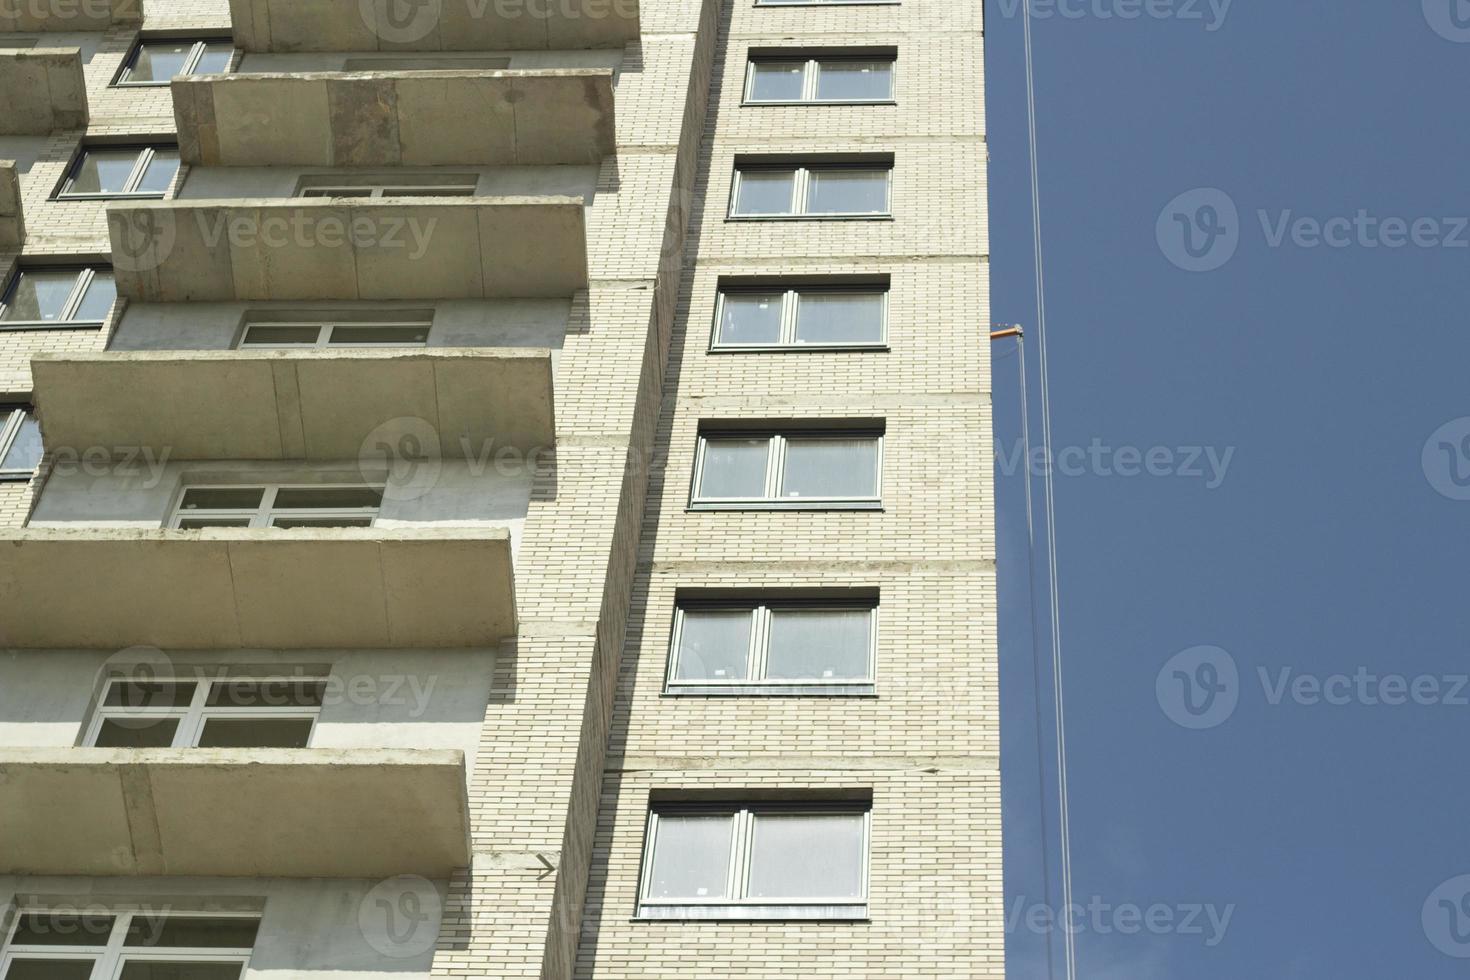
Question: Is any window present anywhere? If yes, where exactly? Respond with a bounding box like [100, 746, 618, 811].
[116, 38, 234, 86]
[342, 56, 512, 71]
[0, 407, 41, 480]
[298, 184, 476, 199]
[638, 803, 870, 920]
[731, 162, 890, 218]
[0, 267, 116, 329]
[692, 428, 882, 509]
[169, 485, 384, 529]
[238, 320, 431, 348]
[745, 55, 895, 104]
[1, 911, 258, 980]
[713, 284, 887, 349]
[668, 598, 876, 694]
[57, 145, 180, 200]
[86, 675, 326, 749]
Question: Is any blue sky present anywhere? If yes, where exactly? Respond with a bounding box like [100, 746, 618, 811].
[986, 2, 1470, 976]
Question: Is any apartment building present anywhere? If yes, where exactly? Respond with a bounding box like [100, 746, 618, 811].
[0, 0, 995, 978]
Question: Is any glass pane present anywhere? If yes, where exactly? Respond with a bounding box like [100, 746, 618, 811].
[3, 960, 97, 979]
[95, 718, 180, 748]
[329, 325, 431, 345]
[207, 679, 325, 708]
[748, 62, 805, 101]
[272, 486, 383, 509]
[300, 188, 373, 198]
[716, 293, 782, 345]
[67, 149, 142, 195]
[746, 812, 866, 899]
[779, 438, 879, 499]
[129, 41, 193, 82]
[105, 680, 196, 708]
[2, 270, 79, 322]
[766, 609, 872, 680]
[384, 187, 470, 197]
[197, 718, 313, 748]
[733, 170, 796, 216]
[646, 814, 734, 900]
[815, 61, 893, 101]
[72, 272, 117, 323]
[135, 150, 180, 195]
[269, 517, 374, 529]
[10, 913, 114, 946]
[117, 963, 244, 980]
[806, 169, 889, 215]
[1, 413, 42, 473]
[673, 609, 753, 682]
[193, 44, 234, 74]
[179, 488, 265, 511]
[794, 292, 884, 345]
[240, 325, 321, 346]
[126, 917, 259, 949]
[697, 439, 770, 499]
[178, 518, 252, 530]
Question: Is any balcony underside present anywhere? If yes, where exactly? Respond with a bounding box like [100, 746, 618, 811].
[0, 49, 87, 135]
[228, 0, 639, 52]
[0, 527, 516, 648]
[174, 70, 615, 167]
[108, 197, 588, 302]
[0, 0, 141, 31]
[32, 347, 555, 460]
[0, 747, 469, 877]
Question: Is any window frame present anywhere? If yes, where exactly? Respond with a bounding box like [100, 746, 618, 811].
[636, 803, 872, 920]
[84, 674, 325, 749]
[297, 184, 477, 199]
[56, 144, 180, 201]
[690, 428, 884, 510]
[0, 406, 40, 481]
[114, 37, 235, 87]
[236, 320, 433, 349]
[743, 54, 896, 105]
[729, 163, 892, 219]
[0, 909, 257, 980]
[711, 284, 889, 352]
[0, 266, 116, 331]
[168, 483, 386, 530]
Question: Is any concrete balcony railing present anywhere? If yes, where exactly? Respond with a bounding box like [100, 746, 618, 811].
[0, 0, 141, 31]
[0, 747, 469, 876]
[0, 48, 88, 134]
[174, 69, 615, 167]
[107, 196, 589, 302]
[0, 526, 516, 648]
[32, 347, 555, 460]
[229, 0, 638, 52]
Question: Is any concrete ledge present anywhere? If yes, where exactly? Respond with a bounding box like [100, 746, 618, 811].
[0, 49, 88, 134]
[228, 0, 638, 52]
[0, 526, 516, 648]
[0, 0, 141, 31]
[0, 162, 22, 248]
[33, 348, 555, 460]
[109, 197, 589, 302]
[175, 70, 615, 167]
[0, 747, 469, 877]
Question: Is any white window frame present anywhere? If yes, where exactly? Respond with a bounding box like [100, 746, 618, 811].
[298, 184, 477, 199]
[115, 38, 234, 86]
[168, 484, 385, 529]
[666, 600, 878, 694]
[84, 674, 325, 749]
[0, 406, 39, 480]
[729, 164, 892, 219]
[711, 285, 888, 351]
[0, 266, 114, 329]
[57, 145, 179, 200]
[743, 55, 896, 105]
[0, 910, 257, 980]
[637, 804, 871, 920]
[237, 320, 433, 349]
[691, 430, 884, 509]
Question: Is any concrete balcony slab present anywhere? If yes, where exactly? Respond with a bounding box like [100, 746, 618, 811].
[108, 196, 588, 302]
[0, 48, 88, 134]
[0, 0, 141, 31]
[32, 347, 555, 460]
[0, 747, 469, 877]
[174, 69, 615, 167]
[0, 161, 22, 247]
[0, 526, 516, 648]
[228, 0, 638, 52]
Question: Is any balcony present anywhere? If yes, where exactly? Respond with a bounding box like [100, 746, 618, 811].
[174, 69, 616, 167]
[108, 196, 589, 302]
[0, 747, 469, 876]
[32, 347, 555, 459]
[0, 47, 88, 134]
[0, 526, 516, 648]
[0, 161, 21, 247]
[0, 0, 141, 31]
[228, 0, 639, 52]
